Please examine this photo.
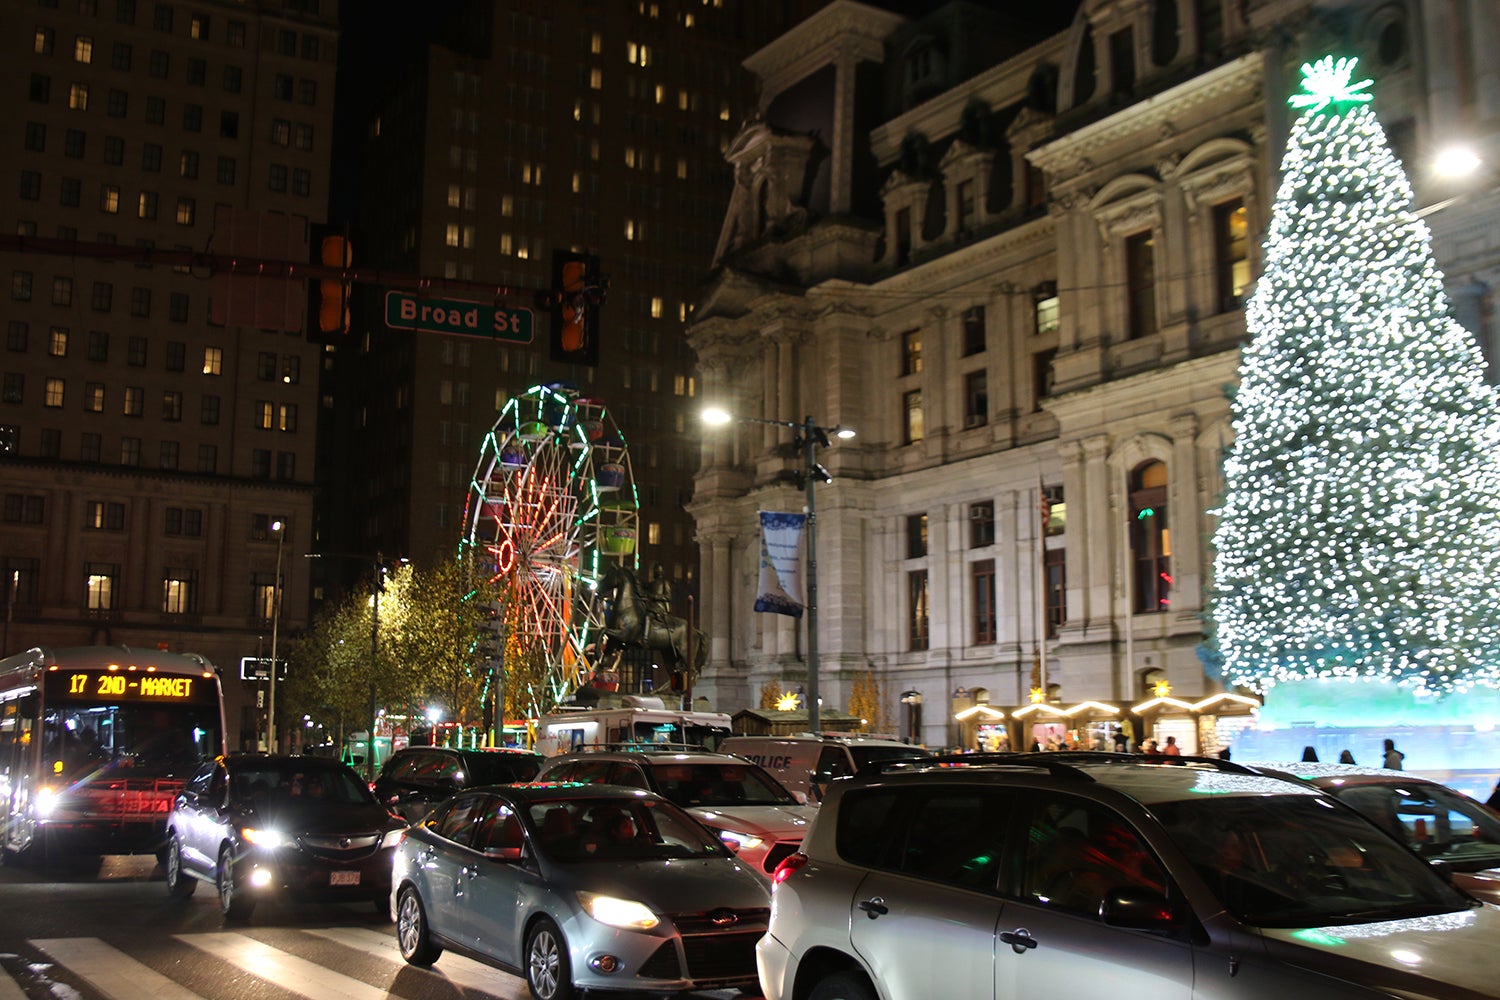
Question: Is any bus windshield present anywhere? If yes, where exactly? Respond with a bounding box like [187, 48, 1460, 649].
[42, 703, 221, 782]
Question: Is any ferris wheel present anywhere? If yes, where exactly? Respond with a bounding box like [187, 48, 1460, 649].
[462, 384, 639, 706]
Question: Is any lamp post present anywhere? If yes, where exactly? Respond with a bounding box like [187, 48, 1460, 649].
[267, 519, 286, 752]
[702, 407, 855, 734]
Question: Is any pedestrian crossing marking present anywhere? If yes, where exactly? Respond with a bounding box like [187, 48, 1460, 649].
[31, 938, 203, 1000]
[0, 966, 27, 1000]
[305, 926, 522, 995]
[176, 933, 391, 1000]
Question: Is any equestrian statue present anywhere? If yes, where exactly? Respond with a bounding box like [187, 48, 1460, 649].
[594, 564, 706, 683]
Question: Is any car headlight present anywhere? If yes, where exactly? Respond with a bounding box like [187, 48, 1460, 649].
[34, 786, 58, 819]
[577, 891, 659, 930]
[379, 827, 407, 850]
[717, 829, 764, 851]
[241, 827, 286, 848]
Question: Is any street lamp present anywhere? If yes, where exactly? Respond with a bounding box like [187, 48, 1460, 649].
[267, 519, 285, 753]
[702, 407, 855, 734]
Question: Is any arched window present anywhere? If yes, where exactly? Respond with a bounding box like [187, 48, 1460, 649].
[1130, 460, 1171, 612]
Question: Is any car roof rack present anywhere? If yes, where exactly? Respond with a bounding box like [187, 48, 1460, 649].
[1004, 750, 1260, 774]
[870, 752, 1097, 783]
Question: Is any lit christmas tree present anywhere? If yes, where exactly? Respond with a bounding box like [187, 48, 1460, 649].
[1209, 56, 1500, 697]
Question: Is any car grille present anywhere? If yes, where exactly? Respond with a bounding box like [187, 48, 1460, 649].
[638, 942, 681, 979]
[636, 908, 769, 984]
[672, 907, 770, 934]
[763, 840, 801, 873]
[681, 931, 761, 980]
[297, 833, 383, 860]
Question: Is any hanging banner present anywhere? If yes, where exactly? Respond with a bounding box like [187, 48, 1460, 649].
[755, 510, 806, 618]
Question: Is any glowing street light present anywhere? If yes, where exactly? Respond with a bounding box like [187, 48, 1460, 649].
[701, 407, 855, 733]
[267, 519, 285, 752]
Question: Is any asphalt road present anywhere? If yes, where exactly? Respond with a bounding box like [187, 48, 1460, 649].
[0, 855, 760, 1000]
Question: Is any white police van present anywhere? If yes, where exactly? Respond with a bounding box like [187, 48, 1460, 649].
[719, 733, 930, 802]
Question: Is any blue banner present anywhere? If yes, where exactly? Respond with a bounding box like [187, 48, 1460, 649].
[755, 510, 806, 618]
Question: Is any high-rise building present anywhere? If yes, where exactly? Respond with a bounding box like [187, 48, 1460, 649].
[0, 0, 339, 748]
[323, 2, 826, 692]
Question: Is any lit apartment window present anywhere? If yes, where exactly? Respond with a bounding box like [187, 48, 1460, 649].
[203, 346, 222, 374]
[174, 197, 195, 225]
[589, 67, 602, 89]
[86, 564, 116, 610]
[44, 378, 65, 408]
[650, 296, 663, 318]
[1034, 284, 1060, 335]
[590, 32, 601, 54]
[972, 559, 996, 644]
[162, 570, 198, 615]
[903, 389, 924, 445]
[49, 327, 69, 356]
[69, 83, 89, 110]
[445, 223, 459, 247]
[74, 36, 93, 63]
[901, 329, 922, 375]
[908, 570, 930, 651]
[100, 185, 119, 214]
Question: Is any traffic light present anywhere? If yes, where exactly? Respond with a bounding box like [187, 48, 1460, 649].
[547, 250, 605, 366]
[475, 602, 503, 662]
[307, 227, 352, 344]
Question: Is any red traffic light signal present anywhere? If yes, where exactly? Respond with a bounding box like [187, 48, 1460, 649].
[547, 250, 605, 366]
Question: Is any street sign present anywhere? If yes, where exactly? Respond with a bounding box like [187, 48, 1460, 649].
[384, 291, 534, 343]
[240, 657, 287, 681]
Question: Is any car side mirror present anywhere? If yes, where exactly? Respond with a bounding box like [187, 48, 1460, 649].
[1100, 887, 1179, 931]
[789, 790, 809, 806]
[484, 846, 523, 863]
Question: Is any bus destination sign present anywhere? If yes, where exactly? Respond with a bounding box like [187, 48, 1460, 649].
[46, 670, 208, 703]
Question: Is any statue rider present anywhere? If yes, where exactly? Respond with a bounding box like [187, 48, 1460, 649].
[646, 563, 673, 621]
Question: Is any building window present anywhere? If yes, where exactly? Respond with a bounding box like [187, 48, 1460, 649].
[256, 352, 276, 380]
[961, 305, 985, 355]
[277, 403, 297, 432]
[1033, 349, 1056, 410]
[203, 346, 222, 374]
[120, 436, 140, 465]
[100, 184, 119, 214]
[222, 65, 241, 92]
[87, 329, 108, 359]
[145, 96, 164, 124]
[164, 506, 201, 536]
[255, 401, 272, 429]
[162, 569, 199, 615]
[279, 356, 299, 384]
[907, 570, 930, 651]
[903, 389, 924, 445]
[1044, 546, 1066, 637]
[216, 156, 236, 184]
[60, 177, 82, 206]
[197, 443, 216, 473]
[906, 513, 928, 559]
[900, 329, 922, 375]
[142, 144, 162, 172]
[86, 563, 117, 610]
[161, 390, 182, 420]
[2, 374, 22, 404]
[1214, 198, 1250, 312]
[127, 336, 147, 365]
[179, 150, 198, 178]
[130, 287, 150, 316]
[1035, 283, 1060, 336]
[25, 122, 46, 152]
[1125, 231, 1157, 339]
[1043, 484, 1066, 536]
[3, 494, 45, 523]
[20, 171, 42, 201]
[972, 559, 996, 644]
[88, 500, 125, 530]
[200, 394, 219, 424]
[64, 129, 85, 157]
[35, 27, 54, 55]
[159, 440, 179, 469]
[137, 192, 158, 220]
[80, 432, 100, 461]
[182, 104, 202, 131]
[964, 371, 988, 429]
[123, 385, 143, 416]
[189, 13, 207, 39]
[174, 197, 194, 225]
[148, 49, 169, 77]
[44, 377, 65, 407]
[269, 164, 287, 192]
[970, 501, 995, 548]
[68, 83, 89, 110]
[103, 136, 123, 165]
[51, 278, 73, 307]
[276, 451, 295, 480]
[84, 382, 103, 412]
[1129, 460, 1171, 612]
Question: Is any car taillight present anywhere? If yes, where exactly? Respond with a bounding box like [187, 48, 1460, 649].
[771, 851, 808, 886]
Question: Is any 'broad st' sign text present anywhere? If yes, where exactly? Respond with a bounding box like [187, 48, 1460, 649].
[384, 291, 534, 343]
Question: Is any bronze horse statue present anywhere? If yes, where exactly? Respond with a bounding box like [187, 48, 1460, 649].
[595, 566, 706, 681]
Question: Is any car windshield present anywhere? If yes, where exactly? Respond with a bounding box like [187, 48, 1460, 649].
[649, 762, 798, 807]
[463, 753, 542, 785]
[230, 764, 373, 808]
[527, 797, 731, 863]
[1326, 781, 1500, 872]
[1153, 794, 1471, 927]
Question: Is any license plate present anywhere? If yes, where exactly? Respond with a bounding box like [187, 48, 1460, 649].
[329, 871, 360, 886]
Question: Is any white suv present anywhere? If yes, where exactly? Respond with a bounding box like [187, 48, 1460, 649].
[536, 747, 815, 879]
[760, 754, 1500, 1000]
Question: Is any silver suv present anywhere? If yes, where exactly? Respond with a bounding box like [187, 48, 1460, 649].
[759, 755, 1500, 1000]
[536, 747, 815, 879]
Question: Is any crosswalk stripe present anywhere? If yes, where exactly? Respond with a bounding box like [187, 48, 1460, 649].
[305, 926, 524, 995]
[30, 938, 204, 1000]
[0, 966, 28, 1000]
[176, 933, 389, 1000]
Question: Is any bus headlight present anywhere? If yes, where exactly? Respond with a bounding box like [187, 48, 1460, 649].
[34, 786, 59, 819]
[241, 827, 286, 848]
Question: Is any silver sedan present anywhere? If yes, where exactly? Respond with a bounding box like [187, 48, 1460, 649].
[392, 782, 771, 1000]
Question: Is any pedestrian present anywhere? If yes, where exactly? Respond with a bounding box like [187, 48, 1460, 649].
[1301, 746, 1319, 762]
[1112, 728, 1129, 752]
[1382, 738, 1405, 770]
[1162, 736, 1181, 757]
[1338, 749, 1357, 764]
[1140, 738, 1159, 755]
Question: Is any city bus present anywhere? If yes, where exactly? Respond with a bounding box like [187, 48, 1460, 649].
[0, 645, 226, 864]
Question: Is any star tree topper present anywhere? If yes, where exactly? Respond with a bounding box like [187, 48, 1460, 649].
[1289, 56, 1373, 115]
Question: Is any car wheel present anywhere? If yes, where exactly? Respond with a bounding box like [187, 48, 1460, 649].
[525, 918, 572, 1000]
[396, 886, 442, 966]
[165, 835, 196, 898]
[217, 845, 254, 922]
[809, 971, 877, 1000]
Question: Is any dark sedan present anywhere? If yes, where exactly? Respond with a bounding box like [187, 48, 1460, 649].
[374, 746, 544, 823]
[165, 753, 406, 921]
